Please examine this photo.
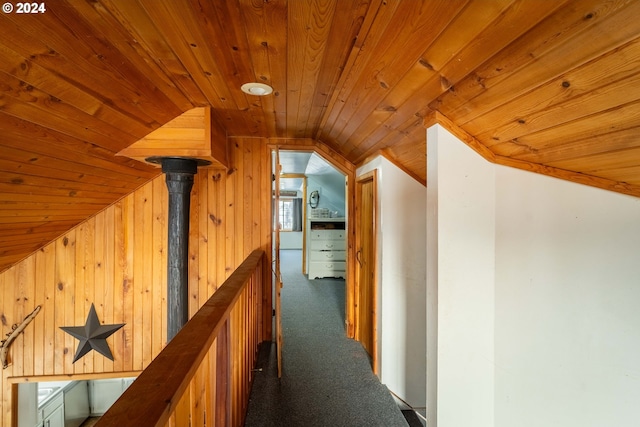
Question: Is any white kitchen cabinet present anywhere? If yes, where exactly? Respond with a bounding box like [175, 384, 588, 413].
[89, 378, 134, 415]
[40, 392, 64, 427]
[18, 383, 38, 427]
[64, 381, 90, 427]
[307, 219, 346, 279]
[43, 403, 64, 427]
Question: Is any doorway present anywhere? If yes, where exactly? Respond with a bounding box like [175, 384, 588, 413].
[273, 151, 347, 278]
[272, 151, 348, 299]
[355, 170, 377, 372]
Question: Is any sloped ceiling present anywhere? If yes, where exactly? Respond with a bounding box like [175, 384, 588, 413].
[2, 0, 640, 272]
[278, 151, 342, 192]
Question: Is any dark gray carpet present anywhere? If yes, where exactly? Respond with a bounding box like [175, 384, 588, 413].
[243, 250, 409, 427]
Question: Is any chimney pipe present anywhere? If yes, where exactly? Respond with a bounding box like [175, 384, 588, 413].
[147, 156, 210, 341]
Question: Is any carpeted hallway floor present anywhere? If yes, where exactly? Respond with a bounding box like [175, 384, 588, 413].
[243, 250, 410, 427]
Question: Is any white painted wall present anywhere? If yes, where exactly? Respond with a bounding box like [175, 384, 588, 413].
[279, 231, 302, 249]
[494, 166, 640, 427]
[427, 124, 640, 427]
[307, 173, 346, 217]
[357, 156, 427, 409]
[426, 125, 495, 427]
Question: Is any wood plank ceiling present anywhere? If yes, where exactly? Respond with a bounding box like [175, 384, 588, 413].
[1, 0, 640, 272]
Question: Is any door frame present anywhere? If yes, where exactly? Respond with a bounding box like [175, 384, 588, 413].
[266, 144, 357, 338]
[355, 170, 378, 374]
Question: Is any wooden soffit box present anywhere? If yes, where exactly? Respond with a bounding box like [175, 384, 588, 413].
[118, 107, 228, 168]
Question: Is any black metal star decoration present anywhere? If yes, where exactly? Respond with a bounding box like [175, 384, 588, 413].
[60, 304, 125, 363]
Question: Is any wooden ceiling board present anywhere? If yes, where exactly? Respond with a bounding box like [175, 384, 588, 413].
[337, 0, 510, 162]
[318, 0, 402, 146]
[2, 0, 640, 272]
[507, 126, 640, 166]
[65, 1, 195, 113]
[286, 0, 337, 139]
[48, 2, 184, 120]
[237, 0, 285, 137]
[304, 0, 370, 139]
[321, 0, 464, 154]
[473, 37, 640, 148]
[502, 102, 640, 158]
[0, 155, 142, 192]
[477, 72, 640, 154]
[134, 0, 240, 108]
[99, 0, 211, 108]
[0, 56, 153, 142]
[0, 62, 145, 146]
[547, 147, 640, 176]
[436, 0, 638, 125]
[0, 177, 132, 199]
[496, 155, 640, 197]
[2, 7, 178, 128]
[588, 166, 640, 186]
[427, 0, 571, 108]
[379, 125, 428, 186]
[333, 0, 559, 165]
[374, 114, 426, 158]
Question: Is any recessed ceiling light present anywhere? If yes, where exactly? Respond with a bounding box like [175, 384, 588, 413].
[241, 82, 273, 96]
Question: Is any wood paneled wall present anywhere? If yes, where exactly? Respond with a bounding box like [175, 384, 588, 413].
[0, 137, 275, 427]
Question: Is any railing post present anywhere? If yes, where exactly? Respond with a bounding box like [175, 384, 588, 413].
[216, 319, 232, 427]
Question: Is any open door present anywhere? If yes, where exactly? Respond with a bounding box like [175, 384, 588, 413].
[273, 148, 283, 378]
[355, 171, 377, 372]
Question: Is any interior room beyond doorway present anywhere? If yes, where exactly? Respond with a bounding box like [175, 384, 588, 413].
[274, 150, 347, 277]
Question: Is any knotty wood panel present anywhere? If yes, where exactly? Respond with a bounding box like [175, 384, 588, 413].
[343, 0, 558, 164]
[118, 107, 229, 168]
[322, 0, 466, 152]
[5, 0, 640, 276]
[287, 0, 337, 139]
[437, 0, 639, 125]
[0, 137, 275, 427]
[471, 37, 640, 147]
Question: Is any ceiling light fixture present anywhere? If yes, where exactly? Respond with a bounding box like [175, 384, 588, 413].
[241, 82, 273, 96]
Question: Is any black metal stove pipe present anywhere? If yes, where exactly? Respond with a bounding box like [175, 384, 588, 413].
[147, 156, 210, 341]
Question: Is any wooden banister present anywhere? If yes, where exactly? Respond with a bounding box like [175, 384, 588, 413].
[95, 249, 267, 427]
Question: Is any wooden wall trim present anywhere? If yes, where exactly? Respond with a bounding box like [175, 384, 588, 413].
[426, 110, 640, 198]
[7, 371, 141, 384]
[357, 149, 426, 187]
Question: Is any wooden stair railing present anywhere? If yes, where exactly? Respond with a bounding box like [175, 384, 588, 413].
[95, 249, 268, 427]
